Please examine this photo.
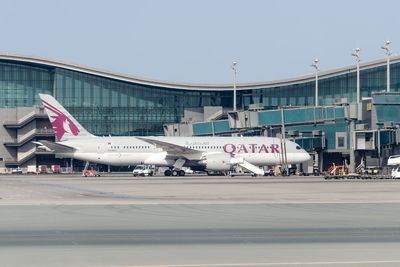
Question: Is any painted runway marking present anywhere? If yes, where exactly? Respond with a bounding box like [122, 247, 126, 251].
[107, 259, 400, 266]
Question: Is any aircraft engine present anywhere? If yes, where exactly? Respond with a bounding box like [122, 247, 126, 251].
[199, 153, 234, 171]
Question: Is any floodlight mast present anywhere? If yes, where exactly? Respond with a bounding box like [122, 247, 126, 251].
[349, 48, 361, 175]
[311, 59, 319, 107]
[351, 48, 360, 104]
[232, 61, 238, 111]
[381, 40, 391, 92]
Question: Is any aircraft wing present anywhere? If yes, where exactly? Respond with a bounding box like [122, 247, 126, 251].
[136, 137, 200, 155]
[33, 140, 75, 153]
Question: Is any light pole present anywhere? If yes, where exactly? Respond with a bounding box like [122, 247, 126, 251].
[311, 59, 319, 106]
[349, 48, 361, 174]
[232, 61, 238, 111]
[381, 40, 391, 92]
[351, 48, 360, 104]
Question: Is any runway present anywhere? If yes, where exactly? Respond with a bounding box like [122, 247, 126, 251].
[1, 174, 400, 266]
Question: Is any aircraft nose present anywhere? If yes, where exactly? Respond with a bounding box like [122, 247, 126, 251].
[303, 151, 311, 161]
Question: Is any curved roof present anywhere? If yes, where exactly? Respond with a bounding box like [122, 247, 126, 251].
[0, 52, 399, 91]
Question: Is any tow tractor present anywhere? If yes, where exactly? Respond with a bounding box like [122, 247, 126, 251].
[83, 169, 101, 177]
[82, 162, 102, 177]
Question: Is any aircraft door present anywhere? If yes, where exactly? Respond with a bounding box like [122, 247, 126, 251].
[97, 144, 106, 153]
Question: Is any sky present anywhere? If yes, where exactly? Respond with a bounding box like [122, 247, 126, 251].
[1, 0, 399, 83]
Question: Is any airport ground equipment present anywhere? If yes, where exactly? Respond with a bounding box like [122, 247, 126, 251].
[82, 161, 102, 177]
[51, 165, 60, 173]
[27, 165, 36, 174]
[83, 170, 101, 177]
[324, 166, 395, 179]
[387, 155, 400, 166]
[391, 166, 400, 178]
[324, 174, 395, 180]
[132, 165, 154, 177]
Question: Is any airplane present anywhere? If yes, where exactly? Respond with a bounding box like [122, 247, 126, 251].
[35, 93, 311, 176]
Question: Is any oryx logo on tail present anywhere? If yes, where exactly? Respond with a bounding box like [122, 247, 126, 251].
[39, 93, 94, 141]
[41, 99, 80, 141]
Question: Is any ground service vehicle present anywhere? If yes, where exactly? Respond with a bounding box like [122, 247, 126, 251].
[132, 165, 154, 176]
[391, 166, 400, 178]
[83, 170, 101, 177]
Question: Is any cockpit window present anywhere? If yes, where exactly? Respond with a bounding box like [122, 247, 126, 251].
[296, 145, 302, 150]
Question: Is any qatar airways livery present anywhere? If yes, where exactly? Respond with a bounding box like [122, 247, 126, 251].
[36, 94, 311, 176]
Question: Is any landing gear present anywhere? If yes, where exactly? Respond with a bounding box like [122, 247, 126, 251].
[164, 158, 187, 177]
[164, 169, 186, 176]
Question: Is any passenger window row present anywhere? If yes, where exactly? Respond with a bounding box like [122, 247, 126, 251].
[185, 146, 222, 149]
[110, 146, 151, 149]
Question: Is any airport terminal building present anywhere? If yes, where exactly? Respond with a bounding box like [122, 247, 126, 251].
[1, 53, 400, 172]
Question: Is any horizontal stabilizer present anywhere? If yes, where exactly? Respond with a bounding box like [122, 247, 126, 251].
[34, 140, 75, 153]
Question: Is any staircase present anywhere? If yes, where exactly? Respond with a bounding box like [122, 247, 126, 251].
[4, 147, 37, 166]
[18, 147, 37, 163]
[238, 160, 264, 175]
[3, 128, 54, 147]
[4, 110, 48, 128]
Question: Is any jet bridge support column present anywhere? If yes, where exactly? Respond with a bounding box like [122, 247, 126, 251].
[348, 103, 358, 174]
[350, 120, 356, 174]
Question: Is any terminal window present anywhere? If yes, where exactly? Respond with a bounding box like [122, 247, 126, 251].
[336, 132, 347, 149]
[338, 137, 345, 148]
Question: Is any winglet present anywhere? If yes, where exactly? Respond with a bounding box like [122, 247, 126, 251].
[39, 94, 93, 141]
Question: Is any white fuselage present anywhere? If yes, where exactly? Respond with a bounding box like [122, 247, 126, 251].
[58, 136, 310, 167]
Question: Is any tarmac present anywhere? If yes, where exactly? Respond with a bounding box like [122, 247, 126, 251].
[1, 174, 400, 267]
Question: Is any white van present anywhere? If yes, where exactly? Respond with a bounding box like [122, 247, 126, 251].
[132, 165, 154, 177]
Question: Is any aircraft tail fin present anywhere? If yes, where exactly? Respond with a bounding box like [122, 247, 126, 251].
[39, 94, 94, 141]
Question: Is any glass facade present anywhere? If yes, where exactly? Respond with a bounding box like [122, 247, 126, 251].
[54, 69, 232, 136]
[1, 58, 399, 136]
[0, 62, 53, 107]
[0, 61, 232, 136]
[241, 62, 400, 108]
